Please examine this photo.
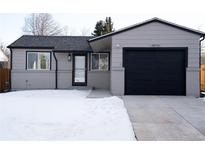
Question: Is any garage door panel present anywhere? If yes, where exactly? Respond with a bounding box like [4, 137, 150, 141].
[127, 79, 153, 84]
[124, 48, 186, 95]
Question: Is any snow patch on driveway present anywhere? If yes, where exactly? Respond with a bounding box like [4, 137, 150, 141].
[0, 90, 135, 140]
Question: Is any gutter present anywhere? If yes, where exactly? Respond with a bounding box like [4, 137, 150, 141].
[200, 35, 205, 67]
[200, 35, 205, 48]
[9, 48, 13, 91]
[53, 51, 58, 89]
[200, 35, 205, 66]
[199, 35, 205, 96]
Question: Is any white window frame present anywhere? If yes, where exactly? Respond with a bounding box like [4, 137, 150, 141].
[91, 53, 109, 71]
[27, 52, 51, 70]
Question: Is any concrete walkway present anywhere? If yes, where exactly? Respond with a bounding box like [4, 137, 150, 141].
[123, 96, 205, 141]
[87, 89, 112, 98]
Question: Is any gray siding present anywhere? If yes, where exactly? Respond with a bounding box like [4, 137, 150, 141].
[87, 71, 110, 89]
[11, 49, 56, 90]
[55, 53, 72, 88]
[12, 70, 55, 89]
[11, 50, 110, 90]
[87, 53, 110, 89]
[12, 49, 56, 70]
[111, 21, 201, 97]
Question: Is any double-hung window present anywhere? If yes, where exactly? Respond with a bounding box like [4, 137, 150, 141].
[91, 53, 109, 71]
[27, 52, 50, 70]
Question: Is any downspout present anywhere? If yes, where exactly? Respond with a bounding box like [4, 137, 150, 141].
[199, 35, 205, 96]
[53, 51, 58, 89]
[9, 48, 13, 91]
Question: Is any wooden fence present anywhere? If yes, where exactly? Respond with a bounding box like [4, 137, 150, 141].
[201, 65, 205, 91]
[0, 68, 10, 92]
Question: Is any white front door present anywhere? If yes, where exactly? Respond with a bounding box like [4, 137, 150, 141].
[73, 54, 87, 86]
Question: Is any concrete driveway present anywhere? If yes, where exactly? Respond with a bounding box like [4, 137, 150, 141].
[123, 96, 205, 141]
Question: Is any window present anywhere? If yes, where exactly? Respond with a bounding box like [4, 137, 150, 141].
[91, 53, 109, 71]
[27, 52, 50, 70]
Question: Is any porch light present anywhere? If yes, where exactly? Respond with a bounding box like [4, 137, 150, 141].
[116, 44, 120, 48]
[67, 53, 72, 61]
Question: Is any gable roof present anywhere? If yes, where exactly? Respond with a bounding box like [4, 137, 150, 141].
[89, 17, 205, 42]
[8, 35, 93, 52]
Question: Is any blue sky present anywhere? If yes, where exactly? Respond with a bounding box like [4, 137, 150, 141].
[0, 13, 205, 46]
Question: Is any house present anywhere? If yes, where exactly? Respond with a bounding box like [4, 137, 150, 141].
[8, 17, 205, 97]
[0, 48, 8, 68]
[202, 52, 205, 65]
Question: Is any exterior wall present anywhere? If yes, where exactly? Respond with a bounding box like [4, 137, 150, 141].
[11, 50, 110, 90]
[87, 53, 110, 89]
[12, 70, 55, 89]
[55, 53, 72, 88]
[11, 49, 56, 90]
[87, 71, 110, 89]
[56, 53, 110, 89]
[111, 21, 201, 97]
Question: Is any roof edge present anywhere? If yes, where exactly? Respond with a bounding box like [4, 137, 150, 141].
[8, 46, 55, 49]
[89, 17, 205, 42]
[7, 35, 25, 48]
[52, 49, 92, 52]
[7, 35, 93, 49]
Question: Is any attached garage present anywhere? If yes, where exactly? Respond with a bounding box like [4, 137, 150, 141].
[89, 17, 205, 97]
[123, 48, 187, 95]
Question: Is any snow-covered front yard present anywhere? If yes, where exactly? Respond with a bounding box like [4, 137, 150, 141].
[0, 90, 135, 140]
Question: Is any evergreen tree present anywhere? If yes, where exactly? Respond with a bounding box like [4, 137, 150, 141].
[92, 17, 114, 36]
[92, 20, 105, 36]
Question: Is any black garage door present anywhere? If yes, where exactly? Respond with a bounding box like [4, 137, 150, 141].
[124, 48, 187, 95]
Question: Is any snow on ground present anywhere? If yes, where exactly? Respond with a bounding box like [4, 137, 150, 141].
[0, 90, 135, 140]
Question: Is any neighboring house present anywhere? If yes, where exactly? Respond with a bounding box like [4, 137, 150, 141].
[8, 17, 205, 97]
[201, 52, 205, 91]
[0, 48, 8, 68]
[202, 52, 205, 64]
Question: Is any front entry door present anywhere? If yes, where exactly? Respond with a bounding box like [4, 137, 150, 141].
[72, 54, 87, 86]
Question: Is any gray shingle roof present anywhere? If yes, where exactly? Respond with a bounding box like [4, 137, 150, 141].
[8, 35, 93, 52]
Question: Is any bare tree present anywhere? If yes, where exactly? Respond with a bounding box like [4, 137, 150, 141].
[0, 42, 9, 56]
[23, 13, 63, 36]
[62, 26, 77, 36]
[62, 26, 69, 36]
[80, 27, 90, 36]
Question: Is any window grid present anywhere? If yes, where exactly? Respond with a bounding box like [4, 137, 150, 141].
[27, 52, 50, 70]
[91, 53, 109, 71]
